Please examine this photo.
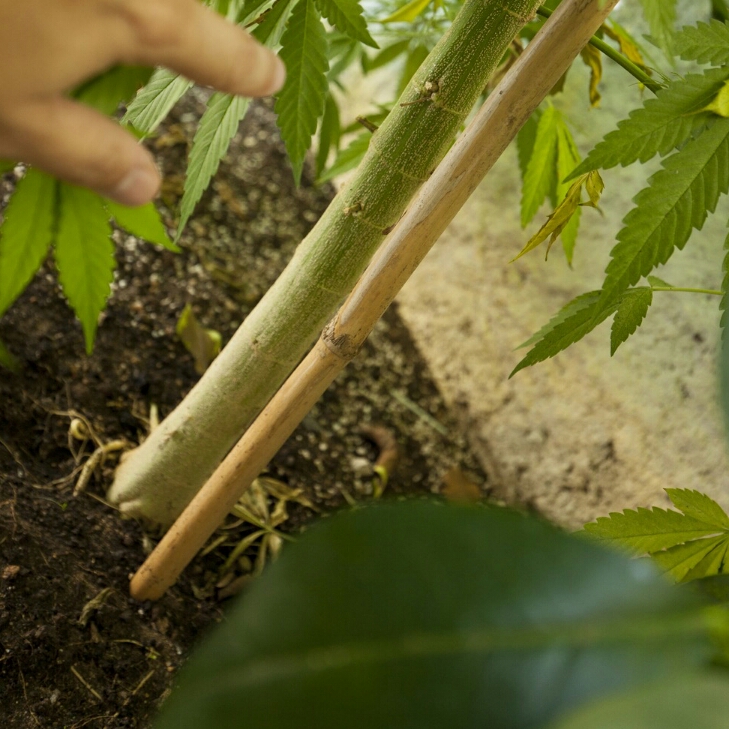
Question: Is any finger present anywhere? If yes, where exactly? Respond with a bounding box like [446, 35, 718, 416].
[117, 0, 286, 97]
[0, 97, 160, 206]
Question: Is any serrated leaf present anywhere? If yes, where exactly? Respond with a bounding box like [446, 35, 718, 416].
[75, 66, 153, 115]
[0, 339, 20, 373]
[381, 0, 432, 23]
[698, 80, 729, 118]
[647, 274, 674, 288]
[237, 0, 273, 25]
[317, 131, 370, 182]
[594, 117, 729, 316]
[510, 291, 617, 376]
[122, 68, 193, 134]
[104, 200, 179, 252]
[176, 303, 222, 374]
[568, 68, 729, 179]
[684, 539, 729, 581]
[275, 0, 330, 184]
[651, 536, 728, 582]
[580, 43, 602, 108]
[674, 20, 729, 66]
[516, 111, 540, 183]
[315, 94, 341, 178]
[610, 287, 652, 355]
[0, 169, 57, 318]
[666, 489, 729, 530]
[54, 185, 115, 353]
[583, 507, 721, 554]
[154, 501, 712, 729]
[555, 120, 582, 264]
[314, 0, 376, 47]
[253, 0, 298, 45]
[638, 0, 676, 56]
[177, 93, 251, 237]
[521, 106, 559, 227]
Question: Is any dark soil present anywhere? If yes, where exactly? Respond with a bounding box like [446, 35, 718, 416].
[0, 95, 487, 728]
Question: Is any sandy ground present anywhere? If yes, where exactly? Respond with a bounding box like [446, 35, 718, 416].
[335, 22, 729, 526]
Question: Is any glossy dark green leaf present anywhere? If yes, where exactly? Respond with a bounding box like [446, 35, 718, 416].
[550, 673, 729, 729]
[155, 502, 713, 729]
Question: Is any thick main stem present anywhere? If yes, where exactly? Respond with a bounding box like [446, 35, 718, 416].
[109, 0, 543, 524]
[131, 0, 619, 601]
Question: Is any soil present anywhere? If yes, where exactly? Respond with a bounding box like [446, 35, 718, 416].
[0, 95, 487, 727]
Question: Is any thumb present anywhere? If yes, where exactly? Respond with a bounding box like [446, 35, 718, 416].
[0, 96, 159, 206]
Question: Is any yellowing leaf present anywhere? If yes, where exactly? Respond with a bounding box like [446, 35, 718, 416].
[580, 44, 603, 108]
[603, 22, 652, 75]
[584, 170, 605, 207]
[699, 79, 729, 117]
[381, 0, 432, 23]
[176, 304, 222, 374]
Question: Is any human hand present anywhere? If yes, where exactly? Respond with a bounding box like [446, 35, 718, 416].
[0, 0, 286, 206]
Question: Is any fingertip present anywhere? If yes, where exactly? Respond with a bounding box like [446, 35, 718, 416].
[106, 163, 161, 207]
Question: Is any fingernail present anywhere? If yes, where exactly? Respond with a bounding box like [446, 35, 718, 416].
[266, 55, 286, 95]
[111, 166, 160, 207]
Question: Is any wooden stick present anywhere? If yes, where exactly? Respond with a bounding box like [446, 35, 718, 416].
[130, 0, 620, 601]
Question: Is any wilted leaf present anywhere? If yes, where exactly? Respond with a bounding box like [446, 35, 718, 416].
[580, 43, 602, 107]
[176, 303, 222, 374]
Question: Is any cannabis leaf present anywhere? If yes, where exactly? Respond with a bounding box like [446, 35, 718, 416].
[555, 121, 582, 263]
[177, 93, 251, 238]
[569, 67, 729, 178]
[316, 93, 341, 178]
[638, 0, 677, 56]
[610, 286, 652, 354]
[594, 116, 729, 315]
[584, 488, 729, 582]
[317, 131, 370, 182]
[123, 68, 193, 134]
[516, 111, 540, 182]
[381, 0, 432, 23]
[104, 200, 178, 252]
[54, 185, 115, 353]
[0, 169, 57, 318]
[510, 290, 617, 376]
[580, 43, 602, 108]
[673, 20, 729, 66]
[314, 0, 376, 47]
[75, 66, 153, 115]
[276, 0, 330, 183]
[520, 106, 559, 227]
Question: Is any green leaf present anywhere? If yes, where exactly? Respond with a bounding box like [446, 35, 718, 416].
[666, 489, 729, 531]
[0, 339, 20, 373]
[521, 106, 559, 227]
[583, 507, 722, 554]
[397, 44, 429, 96]
[363, 40, 410, 72]
[104, 200, 178, 252]
[638, 0, 676, 56]
[314, 0, 376, 47]
[595, 117, 729, 316]
[176, 303, 222, 374]
[0, 169, 57, 318]
[177, 93, 251, 237]
[551, 674, 729, 729]
[315, 94, 341, 179]
[647, 275, 674, 288]
[651, 536, 728, 582]
[610, 287, 652, 355]
[237, 0, 272, 25]
[516, 110, 540, 183]
[275, 0, 330, 184]
[569, 68, 729, 179]
[511, 291, 618, 376]
[74, 66, 153, 115]
[674, 20, 729, 66]
[154, 501, 713, 729]
[252, 0, 298, 47]
[122, 68, 193, 134]
[555, 119, 581, 264]
[381, 0, 432, 23]
[317, 130, 370, 182]
[54, 185, 115, 353]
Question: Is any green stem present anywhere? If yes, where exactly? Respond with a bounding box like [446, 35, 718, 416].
[536, 6, 663, 94]
[651, 286, 723, 296]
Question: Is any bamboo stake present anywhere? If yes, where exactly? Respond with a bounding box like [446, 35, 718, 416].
[130, 0, 620, 601]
